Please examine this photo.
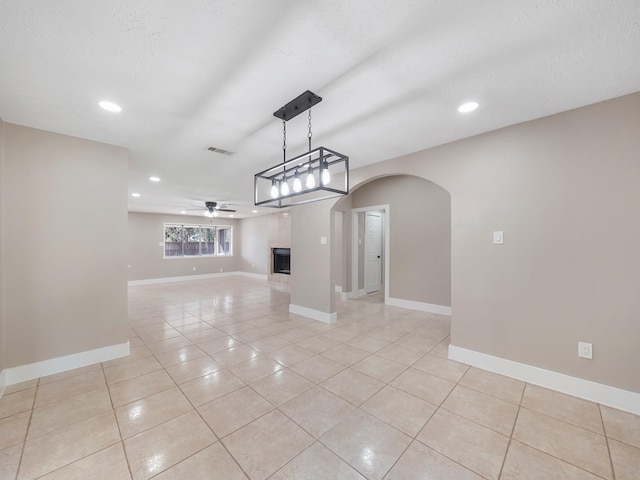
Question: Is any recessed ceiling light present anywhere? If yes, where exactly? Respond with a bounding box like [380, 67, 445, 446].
[180, 210, 187, 214]
[149, 176, 160, 182]
[252, 210, 258, 213]
[458, 101, 479, 113]
[131, 193, 140, 197]
[99, 100, 122, 113]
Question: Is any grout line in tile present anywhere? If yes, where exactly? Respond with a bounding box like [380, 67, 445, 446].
[516, 402, 611, 442]
[403, 345, 495, 479]
[13, 377, 38, 480]
[263, 440, 322, 479]
[101, 362, 135, 480]
[496, 379, 527, 479]
[38, 443, 128, 480]
[598, 403, 617, 480]
[316, 435, 370, 479]
[18, 365, 126, 479]
[369, 391, 442, 478]
[507, 396, 615, 479]
[505, 439, 613, 480]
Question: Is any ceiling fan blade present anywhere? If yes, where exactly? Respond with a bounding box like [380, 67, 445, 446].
[217, 208, 236, 212]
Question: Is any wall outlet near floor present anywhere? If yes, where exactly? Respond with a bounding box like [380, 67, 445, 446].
[578, 342, 593, 359]
[220, 268, 223, 272]
[192, 267, 196, 271]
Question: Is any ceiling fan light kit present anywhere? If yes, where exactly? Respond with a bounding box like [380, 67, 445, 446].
[254, 90, 349, 208]
[186, 201, 235, 217]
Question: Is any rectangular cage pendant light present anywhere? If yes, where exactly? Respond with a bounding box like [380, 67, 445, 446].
[254, 91, 349, 208]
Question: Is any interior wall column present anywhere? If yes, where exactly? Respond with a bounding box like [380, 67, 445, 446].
[289, 200, 336, 323]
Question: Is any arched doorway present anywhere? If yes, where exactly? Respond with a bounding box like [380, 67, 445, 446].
[332, 174, 451, 314]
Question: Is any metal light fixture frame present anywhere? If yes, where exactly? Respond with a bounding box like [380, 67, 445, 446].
[254, 91, 349, 208]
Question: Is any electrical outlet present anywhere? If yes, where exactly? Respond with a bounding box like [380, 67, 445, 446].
[578, 342, 593, 359]
[192, 267, 196, 271]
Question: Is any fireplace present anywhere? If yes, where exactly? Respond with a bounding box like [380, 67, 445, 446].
[272, 248, 291, 275]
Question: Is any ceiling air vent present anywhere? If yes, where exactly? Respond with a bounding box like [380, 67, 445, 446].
[206, 146, 235, 156]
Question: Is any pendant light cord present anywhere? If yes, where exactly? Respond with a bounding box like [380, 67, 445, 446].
[282, 117, 287, 164]
[308, 108, 312, 152]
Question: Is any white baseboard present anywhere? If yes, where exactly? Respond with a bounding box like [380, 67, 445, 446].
[236, 272, 268, 281]
[289, 304, 337, 324]
[4, 342, 130, 386]
[343, 290, 366, 299]
[128, 271, 267, 286]
[0, 370, 6, 398]
[386, 297, 452, 316]
[448, 345, 640, 416]
[334, 286, 350, 300]
[348, 289, 367, 299]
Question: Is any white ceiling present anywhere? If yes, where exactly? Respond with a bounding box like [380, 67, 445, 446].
[1, 1, 639, 218]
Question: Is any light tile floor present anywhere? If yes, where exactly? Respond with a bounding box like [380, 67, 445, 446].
[1, 277, 639, 479]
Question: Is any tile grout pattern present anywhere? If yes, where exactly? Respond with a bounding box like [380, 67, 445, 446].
[0, 277, 638, 479]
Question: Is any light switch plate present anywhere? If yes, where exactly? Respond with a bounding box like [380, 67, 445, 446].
[320, 236, 327, 245]
[493, 231, 504, 245]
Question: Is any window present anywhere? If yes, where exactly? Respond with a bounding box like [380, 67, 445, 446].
[217, 226, 232, 256]
[164, 224, 232, 257]
[164, 225, 183, 257]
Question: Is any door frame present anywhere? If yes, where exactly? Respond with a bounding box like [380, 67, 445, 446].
[351, 204, 390, 302]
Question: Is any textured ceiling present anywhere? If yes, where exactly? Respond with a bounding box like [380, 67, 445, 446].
[1, 0, 639, 217]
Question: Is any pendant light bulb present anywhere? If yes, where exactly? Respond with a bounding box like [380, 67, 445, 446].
[321, 160, 331, 185]
[281, 179, 290, 196]
[204, 210, 214, 218]
[306, 165, 315, 189]
[270, 179, 279, 198]
[213, 210, 219, 217]
[293, 170, 302, 193]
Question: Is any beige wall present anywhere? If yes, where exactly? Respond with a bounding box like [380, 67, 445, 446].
[0, 119, 5, 377]
[344, 93, 640, 393]
[332, 195, 352, 293]
[128, 212, 239, 281]
[291, 93, 640, 393]
[351, 175, 451, 306]
[290, 201, 334, 314]
[237, 214, 269, 275]
[3, 124, 128, 368]
[333, 212, 343, 290]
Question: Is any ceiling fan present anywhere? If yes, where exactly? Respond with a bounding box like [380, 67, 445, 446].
[187, 201, 236, 217]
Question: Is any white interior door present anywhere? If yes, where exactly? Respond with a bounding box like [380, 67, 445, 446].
[365, 211, 383, 293]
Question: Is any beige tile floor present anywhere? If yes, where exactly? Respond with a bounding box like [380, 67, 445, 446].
[1, 277, 639, 479]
